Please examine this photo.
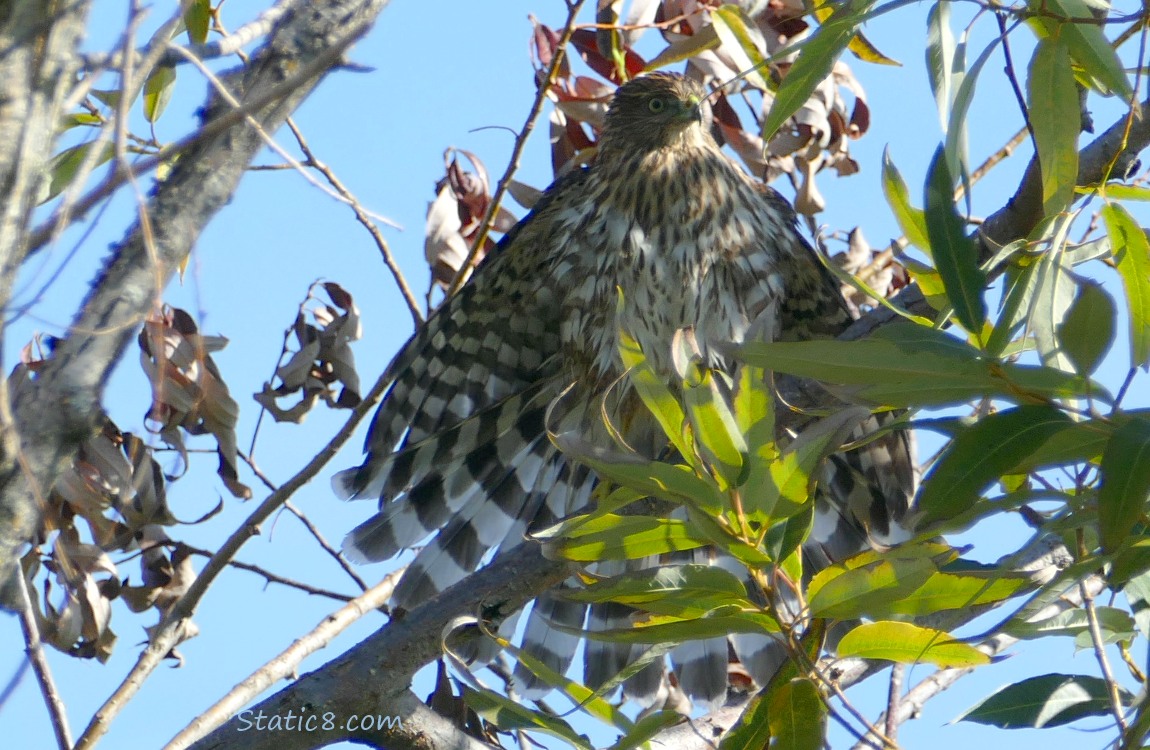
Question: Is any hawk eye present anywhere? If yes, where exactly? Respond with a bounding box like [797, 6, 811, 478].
[647, 98, 666, 113]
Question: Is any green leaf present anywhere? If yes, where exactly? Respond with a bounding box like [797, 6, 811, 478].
[838, 621, 990, 667]
[1095, 183, 1150, 201]
[712, 5, 771, 91]
[943, 32, 1000, 193]
[762, 0, 873, 140]
[986, 256, 1039, 357]
[1027, 220, 1079, 373]
[606, 711, 683, 750]
[882, 149, 931, 252]
[1005, 606, 1136, 640]
[1102, 203, 1150, 369]
[739, 323, 1101, 408]
[1057, 281, 1116, 375]
[462, 686, 593, 748]
[560, 445, 727, 515]
[807, 552, 938, 620]
[1124, 570, 1150, 637]
[493, 638, 634, 730]
[143, 64, 177, 123]
[925, 146, 987, 335]
[585, 610, 781, 643]
[926, 1, 959, 133]
[1099, 417, 1150, 554]
[886, 570, 1031, 616]
[537, 514, 708, 562]
[918, 405, 1074, 524]
[957, 673, 1135, 728]
[733, 362, 778, 508]
[618, 315, 694, 462]
[183, 0, 211, 45]
[1027, 0, 1133, 100]
[745, 407, 870, 523]
[767, 678, 826, 750]
[44, 142, 115, 203]
[563, 564, 755, 618]
[644, 24, 721, 71]
[682, 364, 745, 484]
[1028, 38, 1080, 216]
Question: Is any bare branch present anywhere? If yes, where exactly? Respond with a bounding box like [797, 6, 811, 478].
[0, 0, 94, 612]
[187, 544, 570, 750]
[163, 572, 398, 749]
[16, 569, 73, 750]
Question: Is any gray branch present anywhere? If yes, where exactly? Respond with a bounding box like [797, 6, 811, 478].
[188, 545, 572, 750]
[0, 0, 94, 611]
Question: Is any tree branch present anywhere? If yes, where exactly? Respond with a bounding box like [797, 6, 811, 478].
[0, 0, 94, 612]
[188, 544, 572, 750]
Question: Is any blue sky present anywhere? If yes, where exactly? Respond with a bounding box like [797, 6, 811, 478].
[1, 1, 1147, 748]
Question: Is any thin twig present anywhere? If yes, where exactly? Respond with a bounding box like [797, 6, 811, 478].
[283, 501, 370, 591]
[162, 571, 398, 750]
[180, 545, 357, 602]
[165, 42, 399, 229]
[445, 0, 589, 296]
[1082, 579, 1130, 732]
[995, 12, 1036, 148]
[236, 446, 370, 590]
[283, 117, 423, 323]
[885, 664, 904, 744]
[17, 568, 73, 750]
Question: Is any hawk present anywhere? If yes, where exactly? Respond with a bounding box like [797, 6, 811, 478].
[334, 72, 916, 707]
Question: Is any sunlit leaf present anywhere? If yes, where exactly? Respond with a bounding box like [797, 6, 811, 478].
[739, 323, 1102, 408]
[463, 686, 593, 748]
[183, 0, 211, 45]
[1102, 203, 1150, 369]
[562, 564, 755, 619]
[606, 711, 683, 750]
[882, 149, 931, 252]
[886, 570, 1031, 615]
[1005, 606, 1136, 641]
[767, 678, 825, 750]
[712, 5, 770, 91]
[44, 142, 115, 203]
[682, 363, 745, 484]
[839, 621, 990, 667]
[143, 64, 177, 123]
[807, 553, 937, 619]
[537, 514, 708, 562]
[926, 0, 959, 132]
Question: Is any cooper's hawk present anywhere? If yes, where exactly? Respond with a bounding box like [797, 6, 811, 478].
[334, 72, 916, 707]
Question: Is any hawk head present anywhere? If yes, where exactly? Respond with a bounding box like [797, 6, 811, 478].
[599, 72, 714, 155]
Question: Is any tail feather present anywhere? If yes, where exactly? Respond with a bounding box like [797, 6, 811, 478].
[338, 387, 553, 563]
[392, 436, 553, 608]
[670, 639, 728, 708]
[516, 587, 588, 700]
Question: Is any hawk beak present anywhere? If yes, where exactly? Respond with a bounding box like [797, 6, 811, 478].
[677, 95, 704, 125]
